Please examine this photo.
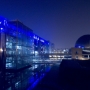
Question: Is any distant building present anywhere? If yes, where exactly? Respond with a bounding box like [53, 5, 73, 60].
[48, 34, 90, 60]
[49, 43, 55, 53]
[71, 34, 90, 60]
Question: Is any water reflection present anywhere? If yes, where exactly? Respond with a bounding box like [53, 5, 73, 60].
[7, 63, 53, 90]
[28, 63, 52, 90]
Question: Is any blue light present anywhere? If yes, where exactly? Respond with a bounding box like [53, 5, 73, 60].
[37, 37, 39, 40]
[28, 73, 45, 90]
[29, 76, 35, 83]
[0, 22, 1, 24]
[75, 44, 84, 49]
[27, 66, 51, 90]
[0, 28, 5, 32]
[33, 35, 36, 39]
[4, 20, 7, 26]
[0, 28, 3, 30]
[40, 39, 44, 42]
[33, 33, 49, 44]
[33, 35, 39, 40]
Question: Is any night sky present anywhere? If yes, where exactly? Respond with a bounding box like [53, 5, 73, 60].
[0, 0, 90, 48]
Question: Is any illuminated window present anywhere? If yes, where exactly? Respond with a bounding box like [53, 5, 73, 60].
[6, 42, 12, 48]
[49, 55, 52, 57]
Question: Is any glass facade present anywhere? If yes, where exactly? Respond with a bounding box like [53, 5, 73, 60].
[5, 21, 34, 69]
[0, 16, 51, 90]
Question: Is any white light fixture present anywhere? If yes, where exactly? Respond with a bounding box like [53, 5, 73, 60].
[35, 51, 38, 54]
[63, 49, 66, 52]
[16, 46, 21, 49]
[49, 55, 52, 57]
[0, 48, 3, 52]
[0, 28, 3, 30]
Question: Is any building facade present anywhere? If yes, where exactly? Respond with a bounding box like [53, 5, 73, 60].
[71, 34, 90, 60]
[0, 16, 54, 90]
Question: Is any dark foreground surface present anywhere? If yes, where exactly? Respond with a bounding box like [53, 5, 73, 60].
[33, 60, 90, 90]
[33, 64, 62, 90]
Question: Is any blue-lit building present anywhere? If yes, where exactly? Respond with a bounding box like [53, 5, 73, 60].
[0, 16, 53, 90]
